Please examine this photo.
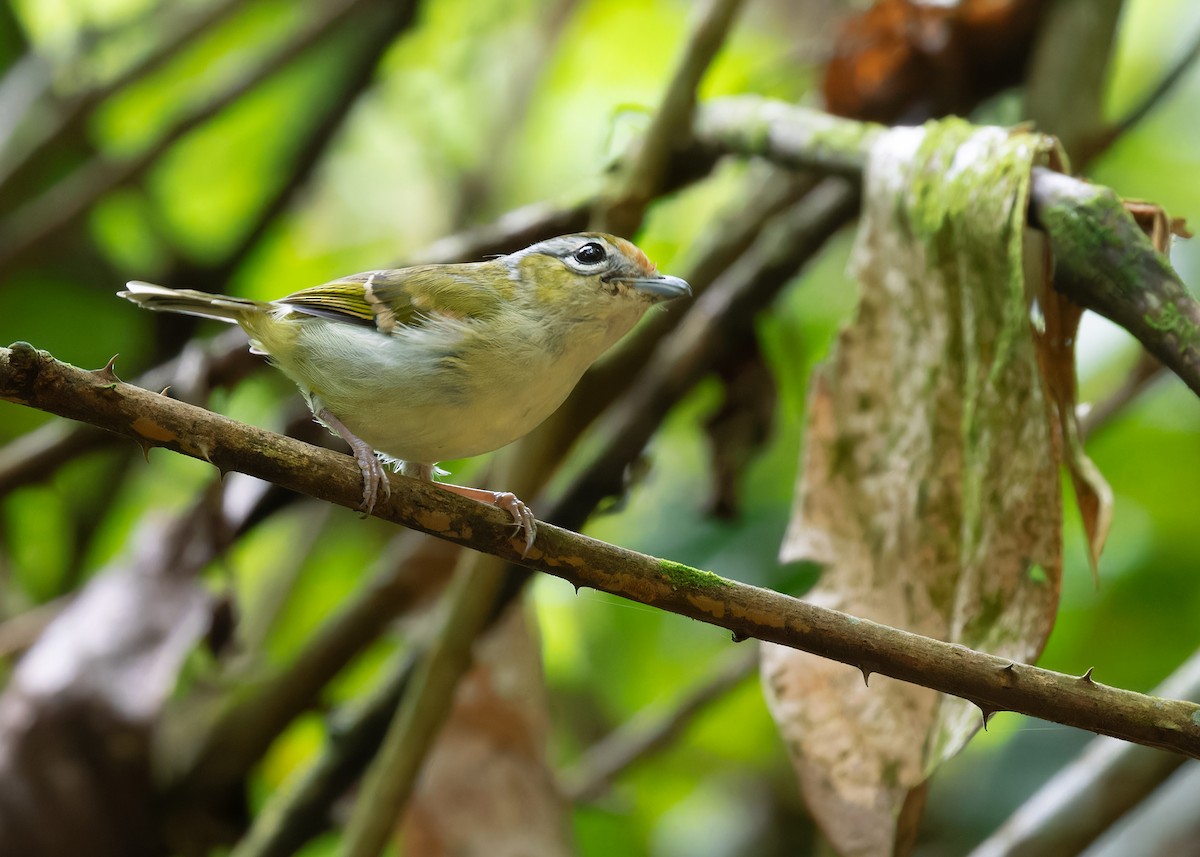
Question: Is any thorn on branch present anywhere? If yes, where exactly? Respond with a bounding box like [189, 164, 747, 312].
[1080, 666, 1096, 684]
[978, 704, 999, 730]
[8, 344, 1200, 767]
[92, 354, 120, 383]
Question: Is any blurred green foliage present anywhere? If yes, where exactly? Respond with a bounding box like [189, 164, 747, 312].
[1, 0, 1199, 855]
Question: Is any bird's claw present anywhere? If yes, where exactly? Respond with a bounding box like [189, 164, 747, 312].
[492, 491, 537, 555]
[353, 446, 391, 516]
[316, 407, 390, 517]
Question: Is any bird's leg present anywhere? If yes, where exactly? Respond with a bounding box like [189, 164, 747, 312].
[317, 408, 390, 514]
[398, 462, 536, 552]
[427, 481, 538, 555]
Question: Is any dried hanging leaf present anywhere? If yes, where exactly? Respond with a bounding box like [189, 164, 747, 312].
[1033, 230, 1111, 580]
[1125, 200, 1192, 245]
[1037, 196, 1187, 579]
[398, 605, 571, 857]
[763, 120, 1065, 857]
[1073, 200, 1188, 440]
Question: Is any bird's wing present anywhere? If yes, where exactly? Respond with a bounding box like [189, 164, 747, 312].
[277, 264, 509, 332]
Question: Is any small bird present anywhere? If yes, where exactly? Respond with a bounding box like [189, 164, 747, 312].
[120, 233, 690, 550]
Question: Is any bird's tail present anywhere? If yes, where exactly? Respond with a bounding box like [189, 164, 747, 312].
[118, 282, 272, 324]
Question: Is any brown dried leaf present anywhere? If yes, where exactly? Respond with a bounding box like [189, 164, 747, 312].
[1034, 259, 1112, 580]
[1035, 195, 1186, 580]
[398, 605, 570, 857]
[822, 0, 1046, 122]
[1125, 200, 1192, 245]
[764, 121, 1065, 857]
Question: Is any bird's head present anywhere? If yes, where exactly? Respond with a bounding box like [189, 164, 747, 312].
[503, 233, 691, 314]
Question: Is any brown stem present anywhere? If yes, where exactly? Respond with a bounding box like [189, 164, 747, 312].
[4, 343, 1200, 759]
[1028, 167, 1200, 398]
[594, 0, 747, 235]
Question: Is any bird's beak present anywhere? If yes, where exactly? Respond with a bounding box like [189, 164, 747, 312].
[627, 275, 692, 302]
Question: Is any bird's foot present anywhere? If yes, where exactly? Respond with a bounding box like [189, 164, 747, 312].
[435, 482, 537, 555]
[318, 408, 390, 515]
[492, 491, 538, 554]
[351, 444, 391, 516]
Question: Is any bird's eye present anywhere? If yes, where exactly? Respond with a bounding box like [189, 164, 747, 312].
[573, 242, 607, 266]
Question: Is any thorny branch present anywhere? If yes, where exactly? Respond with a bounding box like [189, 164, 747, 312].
[3, 343, 1200, 760]
[2, 46, 1190, 854]
[968, 647, 1200, 857]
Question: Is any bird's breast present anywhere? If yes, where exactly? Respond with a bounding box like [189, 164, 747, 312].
[270, 313, 622, 464]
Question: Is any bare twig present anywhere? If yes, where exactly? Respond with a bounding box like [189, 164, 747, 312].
[1096, 21, 1200, 157]
[595, 0, 746, 235]
[0, 0, 375, 269]
[4, 345, 1200, 758]
[561, 645, 760, 803]
[176, 532, 455, 799]
[0, 0, 248, 197]
[0, 327, 257, 498]
[1080, 356, 1168, 440]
